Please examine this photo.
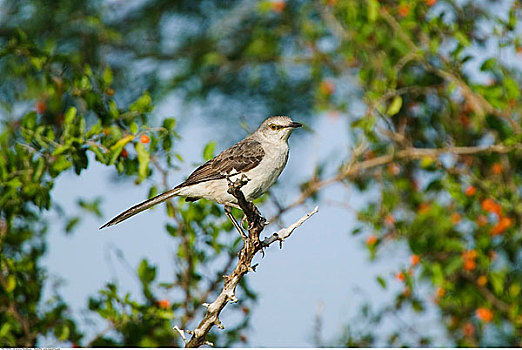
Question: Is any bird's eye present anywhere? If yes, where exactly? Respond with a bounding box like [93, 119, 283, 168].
[270, 124, 278, 130]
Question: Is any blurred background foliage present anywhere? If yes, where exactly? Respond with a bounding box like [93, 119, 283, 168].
[0, 0, 521, 347]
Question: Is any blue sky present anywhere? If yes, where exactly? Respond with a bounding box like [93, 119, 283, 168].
[39, 0, 522, 345]
[42, 99, 446, 346]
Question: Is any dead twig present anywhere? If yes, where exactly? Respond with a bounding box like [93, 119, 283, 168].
[180, 177, 318, 347]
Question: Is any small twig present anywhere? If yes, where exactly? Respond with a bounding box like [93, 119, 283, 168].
[174, 325, 189, 345]
[262, 206, 319, 248]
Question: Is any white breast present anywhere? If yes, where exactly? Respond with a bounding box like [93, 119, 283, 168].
[241, 141, 289, 201]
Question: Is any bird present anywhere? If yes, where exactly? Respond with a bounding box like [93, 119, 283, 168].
[100, 116, 302, 230]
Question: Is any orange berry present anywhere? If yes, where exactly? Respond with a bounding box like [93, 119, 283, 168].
[451, 212, 462, 224]
[462, 322, 475, 337]
[424, 0, 437, 6]
[384, 214, 396, 227]
[462, 155, 474, 166]
[140, 134, 150, 144]
[481, 198, 495, 211]
[410, 254, 421, 266]
[35, 100, 46, 114]
[490, 216, 512, 236]
[366, 234, 378, 246]
[463, 259, 476, 271]
[388, 163, 401, 175]
[395, 271, 406, 282]
[106, 88, 115, 96]
[476, 215, 488, 227]
[476, 307, 493, 322]
[465, 185, 477, 196]
[271, 0, 285, 13]
[319, 80, 335, 95]
[418, 202, 430, 214]
[477, 275, 487, 286]
[120, 148, 128, 158]
[157, 299, 170, 309]
[462, 249, 478, 260]
[491, 162, 503, 175]
[398, 4, 410, 17]
[481, 198, 502, 217]
[436, 287, 445, 298]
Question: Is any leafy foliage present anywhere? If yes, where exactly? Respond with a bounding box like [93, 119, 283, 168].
[1, 0, 521, 347]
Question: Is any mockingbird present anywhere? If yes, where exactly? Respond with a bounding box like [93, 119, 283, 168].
[100, 116, 302, 230]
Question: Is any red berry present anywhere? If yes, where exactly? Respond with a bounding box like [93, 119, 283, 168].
[35, 100, 46, 114]
[271, 1, 285, 13]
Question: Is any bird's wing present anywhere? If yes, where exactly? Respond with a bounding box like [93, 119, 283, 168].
[99, 138, 264, 229]
[177, 138, 265, 188]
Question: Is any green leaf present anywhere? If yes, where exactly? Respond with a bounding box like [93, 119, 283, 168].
[489, 272, 504, 295]
[376, 276, 387, 289]
[32, 157, 46, 181]
[5, 275, 16, 293]
[387, 96, 402, 116]
[78, 198, 103, 217]
[367, 0, 379, 22]
[130, 122, 138, 135]
[203, 141, 216, 161]
[137, 259, 156, 284]
[64, 106, 77, 125]
[86, 120, 102, 138]
[135, 142, 150, 182]
[504, 77, 520, 100]
[109, 135, 134, 164]
[65, 217, 81, 233]
[480, 58, 497, 72]
[52, 145, 71, 156]
[50, 156, 72, 175]
[129, 92, 153, 113]
[163, 118, 176, 130]
[455, 31, 471, 47]
[103, 67, 113, 84]
[22, 111, 37, 130]
[58, 324, 70, 341]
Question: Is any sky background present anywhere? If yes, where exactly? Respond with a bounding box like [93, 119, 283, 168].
[41, 92, 446, 347]
[37, 0, 522, 346]
[32, 0, 522, 346]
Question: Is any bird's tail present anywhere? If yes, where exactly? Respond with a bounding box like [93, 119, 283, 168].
[99, 187, 181, 229]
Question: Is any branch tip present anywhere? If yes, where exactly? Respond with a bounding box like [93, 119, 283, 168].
[186, 187, 317, 347]
[215, 319, 225, 329]
[173, 325, 188, 345]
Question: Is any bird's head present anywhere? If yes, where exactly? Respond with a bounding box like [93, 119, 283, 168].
[256, 116, 302, 142]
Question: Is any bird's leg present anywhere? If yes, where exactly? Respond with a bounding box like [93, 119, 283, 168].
[225, 205, 247, 239]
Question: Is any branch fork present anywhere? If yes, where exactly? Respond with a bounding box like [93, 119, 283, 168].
[181, 177, 318, 347]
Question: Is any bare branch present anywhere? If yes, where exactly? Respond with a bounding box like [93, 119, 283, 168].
[184, 178, 317, 347]
[269, 142, 522, 223]
[262, 206, 319, 248]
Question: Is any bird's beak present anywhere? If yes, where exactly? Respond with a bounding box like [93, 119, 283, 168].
[288, 122, 302, 129]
